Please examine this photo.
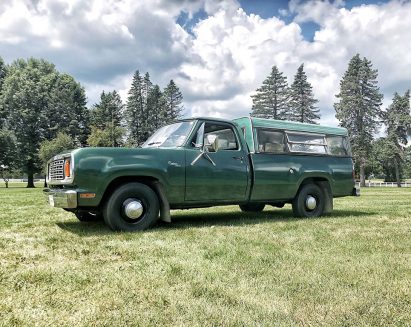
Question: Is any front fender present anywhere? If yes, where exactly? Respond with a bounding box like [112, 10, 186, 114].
[72, 147, 185, 207]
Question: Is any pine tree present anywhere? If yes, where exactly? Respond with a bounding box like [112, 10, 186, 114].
[90, 90, 124, 147]
[334, 54, 383, 186]
[125, 71, 144, 146]
[0, 57, 7, 129]
[0, 57, 6, 93]
[147, 85, 163, 131]
[288, 64, 320, 124]
[383, 90, 411, 186]
[140, 73, 154, 141]
[47, 73, 89, 146]
[162, 80, 183, 125]
[251, 66, 288, 120]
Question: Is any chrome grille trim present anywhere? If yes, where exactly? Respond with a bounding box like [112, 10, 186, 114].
[49, 159, 65, 181]
[46, 152, 74, 185]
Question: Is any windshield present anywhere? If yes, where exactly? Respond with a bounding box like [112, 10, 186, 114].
[141, 121, 194, 148]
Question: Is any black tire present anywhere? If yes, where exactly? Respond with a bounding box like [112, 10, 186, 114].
[292, 184, 325, 218]
[103, 182, 159, 231]
[239, 203, 265, 212]
[75, 211, 102, 222]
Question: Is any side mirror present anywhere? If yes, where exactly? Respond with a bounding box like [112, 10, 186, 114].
[205, 134, 219, 152]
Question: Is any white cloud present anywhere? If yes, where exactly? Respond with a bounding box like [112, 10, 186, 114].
[0, 0, 411, 128]
[175, 0, 411, 126]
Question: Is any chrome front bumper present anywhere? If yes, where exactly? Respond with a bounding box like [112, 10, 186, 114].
[43, 188, 78, 208]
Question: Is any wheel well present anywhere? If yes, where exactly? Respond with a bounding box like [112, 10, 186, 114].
[99, 176, 171, 222]
[297, 177, 333, 214]
[100, 176, 159, 208]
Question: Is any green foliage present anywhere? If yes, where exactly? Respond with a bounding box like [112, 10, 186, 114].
[91, 90, 124, 130]
[0, 128, 17, 169]
[334, 54, 383, 186]
[371, 137, 401, 182]
[251, 66, 289, 120]
[0, 128, 17, 187]
[403, 146, 411, 178]
[162, 79, 183, 125]
[125, 72, 183, 146]
[87, 124, 125, 147]
[0, 58, 89, 187]
[147, 85, 164, 131]
[125, 70, 144, 146]
[288, 64, 320, 124]
[46, 73, 89, 145]
[39, 132, 75, 171]
[89, 90, 124, 147]
[0, 56, 6, 98]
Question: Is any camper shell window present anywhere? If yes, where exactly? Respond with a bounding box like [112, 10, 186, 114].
[254, 128, 351, 156]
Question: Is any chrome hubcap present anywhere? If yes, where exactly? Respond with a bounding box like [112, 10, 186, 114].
[124, 199, 143, 219]
[305, 195, 317, 210]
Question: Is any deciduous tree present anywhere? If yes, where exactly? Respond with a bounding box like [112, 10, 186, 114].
[0, 129, 17, 188]
[0, 58, 88, 187]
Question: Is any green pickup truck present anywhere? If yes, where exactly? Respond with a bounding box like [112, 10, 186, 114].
[44, 117, 359, 231]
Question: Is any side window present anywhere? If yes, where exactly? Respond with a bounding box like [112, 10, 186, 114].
[287, 132, 327, 154]
[191, 122, 239, 150]
[326, 135, 351, 156]
[257, 129, 285, 153]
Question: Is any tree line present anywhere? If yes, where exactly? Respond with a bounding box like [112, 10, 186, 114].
[251, 55, 411, 187]
[1, 54, 410, 188]
[0, 57, 183, 187]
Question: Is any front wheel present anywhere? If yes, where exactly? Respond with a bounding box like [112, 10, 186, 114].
[103, 183, 159, 231]
[292, 184, 325, 218]
[239, 203, 265, 212]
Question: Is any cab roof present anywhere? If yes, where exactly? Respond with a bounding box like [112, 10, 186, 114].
[234, 117, 348, 136]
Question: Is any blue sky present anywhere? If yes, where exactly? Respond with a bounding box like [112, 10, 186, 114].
[0, 0, 408, 127]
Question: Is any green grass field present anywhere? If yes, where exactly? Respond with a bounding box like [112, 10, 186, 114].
[0, 186, 410, 326]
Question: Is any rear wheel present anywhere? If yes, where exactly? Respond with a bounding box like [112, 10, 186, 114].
[292, 184, 325, 218]
[239, 203, 265, 212]
[103, 182, 159, 231]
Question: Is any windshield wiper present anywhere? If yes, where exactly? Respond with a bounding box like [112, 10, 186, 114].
[147, 142, 162, 146]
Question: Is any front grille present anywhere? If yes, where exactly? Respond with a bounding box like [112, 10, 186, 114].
[49, 159, 65, 181]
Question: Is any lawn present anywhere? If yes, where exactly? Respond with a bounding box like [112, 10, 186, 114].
[0, 186, 410, 326]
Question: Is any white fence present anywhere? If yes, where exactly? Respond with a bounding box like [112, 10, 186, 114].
[356, 182, 411, 188]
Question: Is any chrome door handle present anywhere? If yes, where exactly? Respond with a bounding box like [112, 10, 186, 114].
[232, 156, 244, 161]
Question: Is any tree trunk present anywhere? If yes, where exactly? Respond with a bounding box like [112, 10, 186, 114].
[394, 158, 401, 187]
[5, 181, 8, 188]
[44, 175, 47, 188]
[27, 173, 35, 188]
[360, 162, 366, 187]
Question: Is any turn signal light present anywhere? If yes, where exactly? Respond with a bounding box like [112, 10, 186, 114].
[64, 159, 71, 178]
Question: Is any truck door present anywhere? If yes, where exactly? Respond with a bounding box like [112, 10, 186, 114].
[185, 121, 249, 202]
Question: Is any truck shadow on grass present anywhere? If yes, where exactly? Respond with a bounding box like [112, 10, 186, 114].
[160, 208, 374, 229]
[56, 208, 375, 236]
